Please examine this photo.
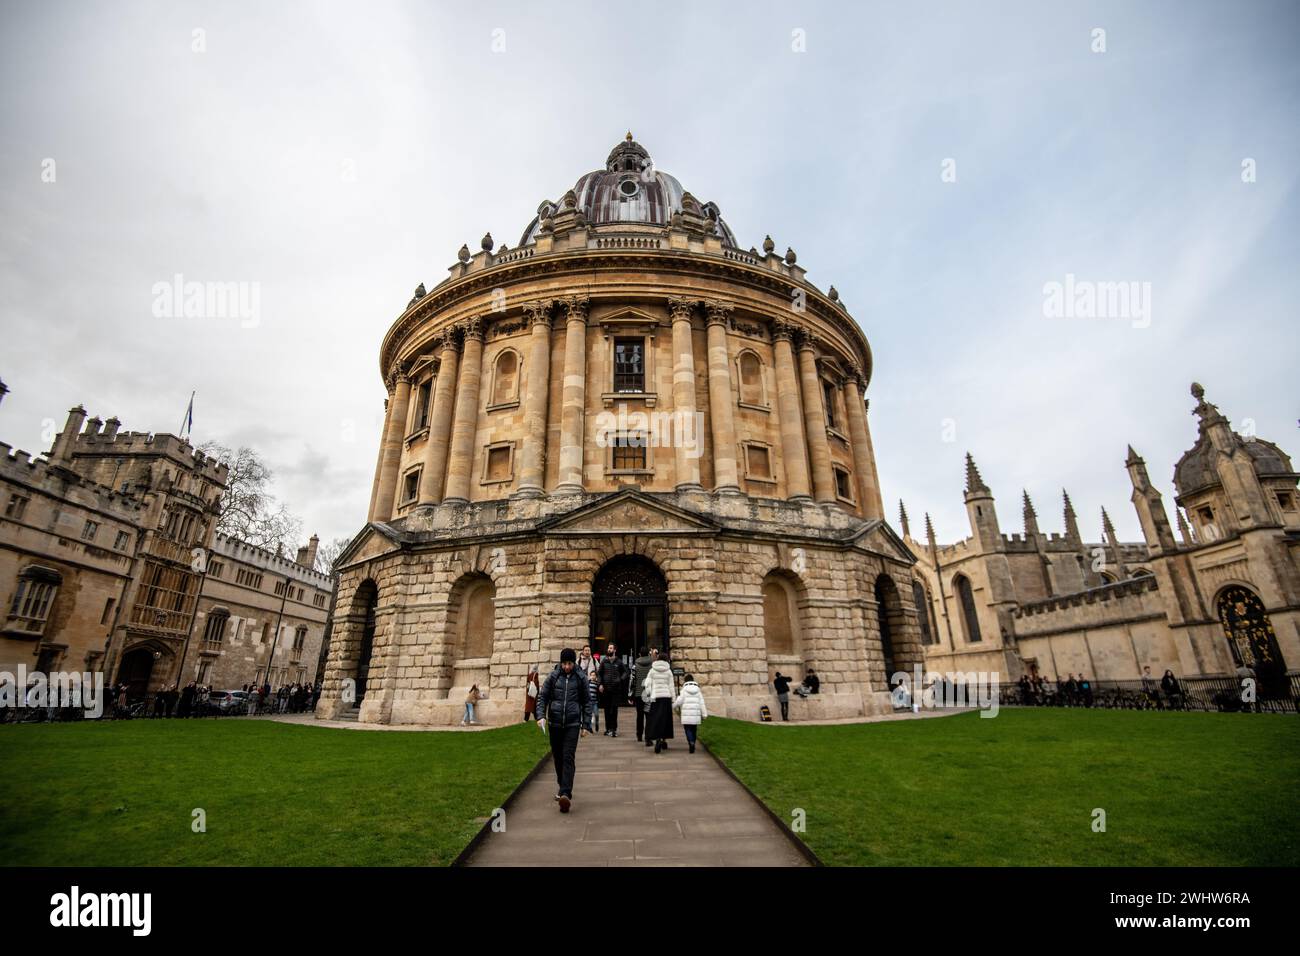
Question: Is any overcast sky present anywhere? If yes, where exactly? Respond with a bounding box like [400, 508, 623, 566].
[1, 0, 1296, 548]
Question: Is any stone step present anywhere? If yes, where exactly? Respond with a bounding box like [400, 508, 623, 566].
[334, 708, 361, 722]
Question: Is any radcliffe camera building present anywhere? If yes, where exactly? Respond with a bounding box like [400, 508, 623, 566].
[321, 136, 1299, 727]
[321, 135, 924, 725]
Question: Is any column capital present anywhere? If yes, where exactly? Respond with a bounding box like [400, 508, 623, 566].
[459, 315, 485, 341]
[795, 327, 820, 352]
[434, 328, 463, 355]
[523, 299, 554, 326]
[667, 296, 698, 322]
[770, 317, 801, 342]
[845, 362, 867, 389]
[561, 296, 589, 322]
[704, 300, 734, 327]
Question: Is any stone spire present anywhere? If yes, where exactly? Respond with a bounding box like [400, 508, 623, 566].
[1176, 506, 1193, 546]
[925, 512, 937, 551]
[899, 499, 911, 538]
[1022, 490, 1040, 536]
[1101, 507, 1128, 579]
[1126, 443, 1176, 555]
[1063, 488, 1081, 542]
[964, 452, 989, 495]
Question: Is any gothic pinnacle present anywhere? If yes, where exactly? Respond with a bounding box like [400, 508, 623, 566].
[899, 499, 911, 537]
[964, 452, 988, 494]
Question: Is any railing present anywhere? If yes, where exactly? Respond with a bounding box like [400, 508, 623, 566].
[998, 675, 1300, 715]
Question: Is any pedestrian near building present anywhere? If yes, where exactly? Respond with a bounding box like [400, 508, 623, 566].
[523, 665, 540, 722]
[773, 671, 793, 721]
[630, 646, 653, 742]
[577, 645, 599, 732]
[641, 650, 676, 753]
[535, 648, 593, 813]
[462, 684, 481, 726]
[597, 641, 627, 737]
[673, 673, 708, 754]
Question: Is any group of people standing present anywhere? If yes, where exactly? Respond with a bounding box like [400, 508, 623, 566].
[531, 644, 709, 813]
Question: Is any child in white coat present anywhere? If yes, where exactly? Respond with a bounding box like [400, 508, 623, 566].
[673, 673, 709, 754]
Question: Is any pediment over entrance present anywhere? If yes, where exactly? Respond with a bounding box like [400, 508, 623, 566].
[849, 519, 918, 565]
[335, 523, 403, 570]
[542, 491, 719, 535]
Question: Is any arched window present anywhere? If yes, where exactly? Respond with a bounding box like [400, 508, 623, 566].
[353, 579, 378, 705]
[7, 565, 61, 635]
[1217, 584, 1288, 697]
[737, 350, 765, 407]
[912, 580, 935, 646]
[491, 350, 519, 407]
[954, 574, 982, 643]
[456, 576, 496, 661]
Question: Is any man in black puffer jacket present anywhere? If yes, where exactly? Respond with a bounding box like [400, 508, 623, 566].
[596, 641, 628, 738]
[535, 648, 594, 813]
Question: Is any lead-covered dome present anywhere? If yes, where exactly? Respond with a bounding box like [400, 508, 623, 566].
[519, 133, 738, 247]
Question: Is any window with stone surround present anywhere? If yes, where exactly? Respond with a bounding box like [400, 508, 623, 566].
[609, 432, 650, 474]
[742, 441, 774, 482]
[409, 378, 433, 433]
[613, 337, 645, 393]
[954, 574, 982, 643]
[481, 442, 515, 484]
[833, 465, 854, 502]
[82, 519, 99, 541]
[202, 608, 229, 646]
[4, 494, 29, 519]
[7, 566, 61, 635]
[401, 468, 421, 504]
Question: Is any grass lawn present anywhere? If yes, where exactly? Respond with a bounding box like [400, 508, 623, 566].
[0, 719, 547, 866]
[700, 709, 1300, 866]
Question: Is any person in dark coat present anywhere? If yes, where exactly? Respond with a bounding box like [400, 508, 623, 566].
[178, 681, 196, 719]
[630, 647, 654, 742]
[535, 648, 593, 813]
[597, 641, 628, 737]
[773, 671, 793, 720]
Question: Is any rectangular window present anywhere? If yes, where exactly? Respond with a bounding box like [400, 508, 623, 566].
[9, 579, 57, 633]
[101, 597, 116, 626]
[745, 445, 772, 481]
[823, 381, 838, 430]
[485, 445, 512, 482]
[611, 433, 648, 472]
[260, 622, 270, 643]
[5, 494, 29, 519]
[274, 580, 287, 597]
[402, 470, 420, 503]
[613, 337, 645, 392]
[207, 560, 223, 579]
[411, 379, 432, 433]
[834, 466, 854, 501]
[313, 593, 327, 608]
[82, 520, 99, 541]
[1278, 492, 1295, 511]
[114, 530, 130, 551]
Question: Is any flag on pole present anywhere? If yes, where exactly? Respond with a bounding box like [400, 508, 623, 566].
[180, 391, 194, 438]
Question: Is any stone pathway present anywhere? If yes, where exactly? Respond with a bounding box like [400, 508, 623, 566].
[463, 719, 810, 867]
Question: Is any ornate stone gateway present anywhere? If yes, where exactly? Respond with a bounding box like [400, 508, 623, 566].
[590, 556, 668, 671]
[1217, 585, 1287, 698]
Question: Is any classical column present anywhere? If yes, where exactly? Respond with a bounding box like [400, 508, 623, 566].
[366, 395, 391, 521]
[796, 331, 836, 503]
[515, 300, 553, 497]
[705, 301, 740, 493]
[442, 317, 484, 504]
[844, 367, 884, 519]
[418, 330, 461, 505]
[669, 297, 702, 491]
[555, 297, 589, 494]
[771, 319, 811, 501]
[373, 370, 411, 521]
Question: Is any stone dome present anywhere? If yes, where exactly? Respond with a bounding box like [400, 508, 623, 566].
[1173, 383, 1295, 496]
[518, 134, 738, 247]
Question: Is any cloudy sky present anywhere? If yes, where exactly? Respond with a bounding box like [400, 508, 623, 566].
[1, 0, 1296, 547]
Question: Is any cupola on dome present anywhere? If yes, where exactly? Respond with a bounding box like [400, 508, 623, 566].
[519, 133, 738, 247]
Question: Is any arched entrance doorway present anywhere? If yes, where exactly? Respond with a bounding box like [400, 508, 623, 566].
[1217, 585, 1288, 699]
[590, 556, 668, 670]
[353, 579, 378, 705]
[119, 646, 157, 700]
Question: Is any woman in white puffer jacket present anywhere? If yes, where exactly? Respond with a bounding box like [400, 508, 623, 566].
[641, 652, 676, 753]
[673, 674, 708, 754]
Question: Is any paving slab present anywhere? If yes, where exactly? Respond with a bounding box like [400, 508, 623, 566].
[462, 721, 810, 867]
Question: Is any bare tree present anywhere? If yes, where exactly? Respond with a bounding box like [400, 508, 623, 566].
[200, 441, 303, 553]
[315, 535, 353, 575]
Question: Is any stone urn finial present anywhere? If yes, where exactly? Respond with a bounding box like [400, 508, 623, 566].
[457, 244, 471, 263]
[762, 235, 775, 254]
[481, 232, 494, 252]
[784, 247, 797, 265]
[828, 285, 839, 301]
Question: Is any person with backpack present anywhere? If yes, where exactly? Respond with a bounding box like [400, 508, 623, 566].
[597, 641, 628, 737]
[630, 647, 654, 743]
[673, 673, 708, 754]
[535, 649, 594, 814]
[773, 671, 793, 720]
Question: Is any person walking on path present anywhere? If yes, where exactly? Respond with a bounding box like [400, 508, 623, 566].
[673, 673, 708, 754]
[630, 646, 654, 742]
[462, 684, 481, 726]
[523, 665, 540, 722]
[577, 646, 599, 732]
[535, 648, 593, 813]
[597, 641, 627, 737]
[773, 671, 793, 721]
[641, 650, 676, 753]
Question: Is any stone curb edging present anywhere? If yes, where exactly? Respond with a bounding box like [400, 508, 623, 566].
[451, 746, 551, 867]
[699, 739, 824, 867]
